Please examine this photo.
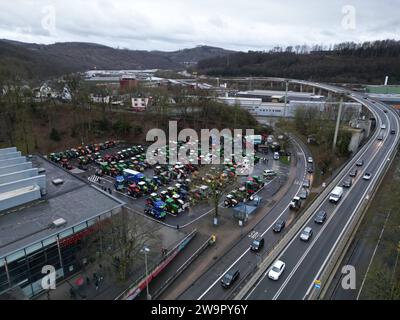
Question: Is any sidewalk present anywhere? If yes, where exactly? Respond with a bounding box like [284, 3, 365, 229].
[35, 215, 187, 300]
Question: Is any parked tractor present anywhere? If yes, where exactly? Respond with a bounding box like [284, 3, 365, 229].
[127, 183, 142, 198]
[144, 201, 167, 219]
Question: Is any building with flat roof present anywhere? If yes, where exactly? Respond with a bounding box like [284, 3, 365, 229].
[236, 90, 325, 103]
[0, 150, 124, 298]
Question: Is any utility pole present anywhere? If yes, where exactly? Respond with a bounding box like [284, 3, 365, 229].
[332, 96, 344, 151]
[284, 80, 289, 118]
[141, 247, 151, 300]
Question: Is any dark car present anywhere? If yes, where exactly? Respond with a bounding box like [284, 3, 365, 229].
[349, 169, 358, 177]
[250, 237, 265, 252]
[314, 210, 327, 224]
[342, 179, 352, 188]
[307, 164, 314, 173]
[356, 160, 364, 167]
[391, 130, 396, 135]
[302, 179, 311, 188]
[298, 188, 309, 199]
[221, 269, 240, 288]
[273, 220, 286, 233]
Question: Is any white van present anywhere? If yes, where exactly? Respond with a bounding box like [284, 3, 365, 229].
[329, 186, 344, 203]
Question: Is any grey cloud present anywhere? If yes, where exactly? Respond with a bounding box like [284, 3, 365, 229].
[0, 0, 399, 51]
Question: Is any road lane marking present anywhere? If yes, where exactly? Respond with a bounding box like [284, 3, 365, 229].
[197, 136, 308, 300]
[247, 100, 386, 299]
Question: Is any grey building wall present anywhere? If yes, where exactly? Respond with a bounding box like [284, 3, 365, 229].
[0, 147, 17, 155]
[0, 169, 39, 185]
[0, 152, 21, 160]
[0, 162, 33, 176]
[0, 157, 26, 168]
[0, 175, 46, 195]
[0, 185, 41, 212]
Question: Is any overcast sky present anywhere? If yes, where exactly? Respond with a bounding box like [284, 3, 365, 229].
[1, 0, 399, 51]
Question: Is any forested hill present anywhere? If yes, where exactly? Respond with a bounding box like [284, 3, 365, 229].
[196, 40, 400, 84]
[0, 40, 234, 80]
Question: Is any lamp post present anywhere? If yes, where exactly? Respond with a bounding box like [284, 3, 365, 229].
[141, 246, 151, 300]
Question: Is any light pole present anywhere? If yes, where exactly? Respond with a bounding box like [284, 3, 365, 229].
[141, 246, 151, 300]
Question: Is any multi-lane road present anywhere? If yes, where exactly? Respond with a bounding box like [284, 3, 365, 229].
[245, 90, 400, 300]
[178, 136, 312, 300]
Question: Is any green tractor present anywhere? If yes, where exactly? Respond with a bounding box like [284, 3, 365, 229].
[251, 176, 265, 188]
[165, 198, 180, 215]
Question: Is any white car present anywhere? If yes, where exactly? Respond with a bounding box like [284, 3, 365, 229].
[308, 157, 313, 163]
[300, 227, 313, 241]
[381, 124, 386, 130]
[263, 169, 277, 178]
[268, 260, 286, 280]
[363, 173, 372, 180]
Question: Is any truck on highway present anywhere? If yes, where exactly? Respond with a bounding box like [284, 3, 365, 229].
[329, 186, 344, 203]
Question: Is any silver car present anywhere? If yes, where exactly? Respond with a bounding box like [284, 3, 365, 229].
[300, 227, 313, 241]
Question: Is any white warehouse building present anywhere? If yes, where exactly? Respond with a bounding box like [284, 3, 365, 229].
[218, 96, 362, 120]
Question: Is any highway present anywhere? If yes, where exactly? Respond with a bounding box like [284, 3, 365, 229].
[178, 136, 312, 300]
[246, 94, 400, 300]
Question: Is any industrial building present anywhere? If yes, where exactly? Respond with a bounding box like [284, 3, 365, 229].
[218, 93, 362, 120]
[0, 148, 124, 299]
[236, 90, 326, 103]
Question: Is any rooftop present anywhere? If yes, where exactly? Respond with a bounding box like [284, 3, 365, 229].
[0, 154, 124, 258]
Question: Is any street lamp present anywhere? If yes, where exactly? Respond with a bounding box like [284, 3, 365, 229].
[141, 246, 151, 300]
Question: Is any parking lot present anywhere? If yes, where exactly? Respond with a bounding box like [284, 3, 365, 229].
[46, 141, 292, 228]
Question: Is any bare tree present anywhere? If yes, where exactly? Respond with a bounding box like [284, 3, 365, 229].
[190, 165, 239, 225]
[77, 208, 161, 282]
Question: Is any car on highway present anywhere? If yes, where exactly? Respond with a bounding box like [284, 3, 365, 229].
[356, 160, 364, 167]
[307, 157, 313, 163]
[300, 227, 313, 241]
[314, 210, 327, 224]
[268, 260, 286, 281]
[307, 164, 314, 173]
[349, 169, 358, 177]
[298, 188, 309, 200]
[363, 173, 372, 181]
[381, 124, 386, 130]
[273, 152, 280, 160]
[221, 269, 240, 288]
[377, 134, 384, 141]
[250, 237, 264, 252]
[384, 110, 388, 113]
[273, 219, 286, 233]
[391, 129, 396, 134]
[302, 179, 311, 188]
[342, 179, 352, 188]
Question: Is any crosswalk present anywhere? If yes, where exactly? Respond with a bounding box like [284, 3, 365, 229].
[88, 175, 100, 183]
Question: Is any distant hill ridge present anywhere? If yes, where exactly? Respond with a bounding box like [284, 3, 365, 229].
[0, 39, 235, 79]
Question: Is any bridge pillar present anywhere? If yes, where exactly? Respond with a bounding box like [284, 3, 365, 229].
[333, 97, 344, 150]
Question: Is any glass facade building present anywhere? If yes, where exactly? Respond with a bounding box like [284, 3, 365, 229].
[0, 206, 121, 298]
